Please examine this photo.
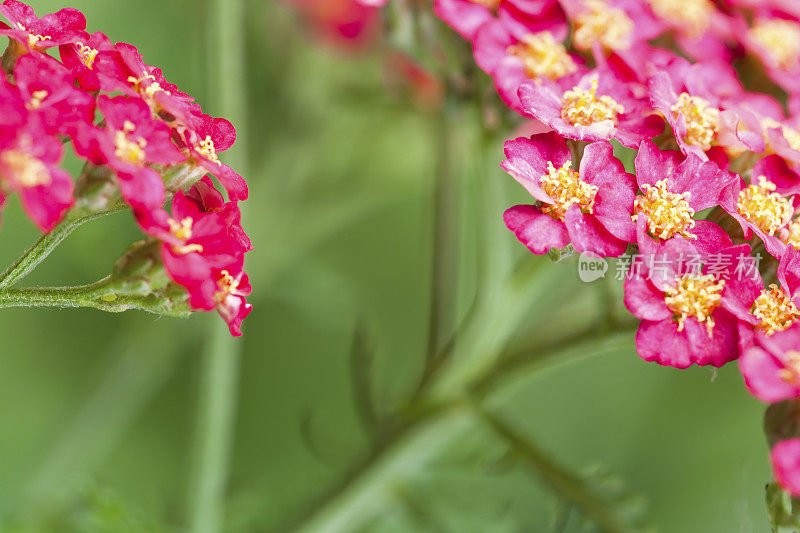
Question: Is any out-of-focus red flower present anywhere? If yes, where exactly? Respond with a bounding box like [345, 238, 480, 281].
[286, 0, 381, 50]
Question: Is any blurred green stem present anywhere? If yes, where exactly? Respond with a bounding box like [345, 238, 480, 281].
[473, 404, 638, 533]
[421, 101, 460, 385]
[0, 201, 126, 290]
[290, 328, 635, 533]
[187, 0, 247, 531]
[188, 319, 242, 533]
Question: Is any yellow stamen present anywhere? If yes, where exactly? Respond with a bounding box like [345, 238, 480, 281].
[113, 121, 147, 165]
[26, 90, 48, 110]
[561, 79, 624, 127]
[664, 274, 725, 334]
[752, 284, 800, 335]
[632, 179, 696, 240]
[750, 19, 800, 71]
[76, 42, 98, 69]
[196, 136, 220, 164]
[507, 32, 577, 81]
[538, 160, 598, 220]
[168, 217, 203, 254]
[573, 0, 634, 51]
[779, 351, 800, 385]
[15, 22, 51, 48]
[214, 269, 241, 304]
[670, 93, 719, 150]
[0, 150, 51, 188]
[736, 175, 793, 235]
[468, 0, 501, 8]
[647, 0, 714, 36]
[127, 74, 171, 98]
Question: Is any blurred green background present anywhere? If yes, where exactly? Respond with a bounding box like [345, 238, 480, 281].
[0, 1, 775, 532]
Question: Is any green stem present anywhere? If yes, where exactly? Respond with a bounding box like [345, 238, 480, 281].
[186, 0, 247, 530]
[0, 202, 126, 290]
[187, 320, 242, 533]
[0, 279, 192, 317]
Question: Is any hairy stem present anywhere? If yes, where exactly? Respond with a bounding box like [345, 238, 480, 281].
[0, 202, 126, 290]
[0, 279, 192, 317]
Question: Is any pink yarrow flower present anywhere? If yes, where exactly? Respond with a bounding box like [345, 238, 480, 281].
[140, 178, 251, 333]
[212, 266, 252, 337]
[740, 322, 800, 403]
[58, 31, 125, 93]
[184, 178, 252, 335]
[100, 43, 200, 128]
[624, 240, 761, 368]
[473, 18, 582, 113]
[179, 113, 248, 201]
[0, 0, 85, 51]
[632, 141, 735, 256]
[502, 132, 636, 257]
[11, 53, 95, 137]
[561, 0, 663, 57]
[74, 95, 186, 213]
[644, 0, 736, 63]
[519, 69, 663, 149]
[436, 0, 566, 42]
[738, 14, 800, 95]
[0, 113, 74, 232]
[719, 155, 800, 259]
[649, 68, 757, 160]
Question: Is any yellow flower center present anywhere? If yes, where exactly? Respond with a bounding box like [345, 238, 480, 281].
[573, 0, 634, 51]
[647, 0, 713, 36]
[561, 80, 624, 127]
[670, 93, 719, 150]
[25, 90, 48, 110]
[214, 269, 241, 304]
[736, 175, 793, 235]
[750, 19, 800, 71]
[169, 216, 193, 240]
[15, 22, 51, 48]
[168, 217, 204, 255]
[76, 42, 99, 69]
[632, 179, 696, 240]
[196, 136, 220, 164]
[779, 351, 800, 385]
[127, 74, 171, 98]
[664, 273, 725, 334]
[538, 161, 598, 220]
[114, 121, 148, 165]
[752, 284, 800, 335]
[0, 150, 51, 188]
[507, 32, 578, 81]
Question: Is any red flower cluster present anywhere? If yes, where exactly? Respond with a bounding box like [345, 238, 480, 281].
[426, 0, 800, 495]
[0, 0, 252, 335]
